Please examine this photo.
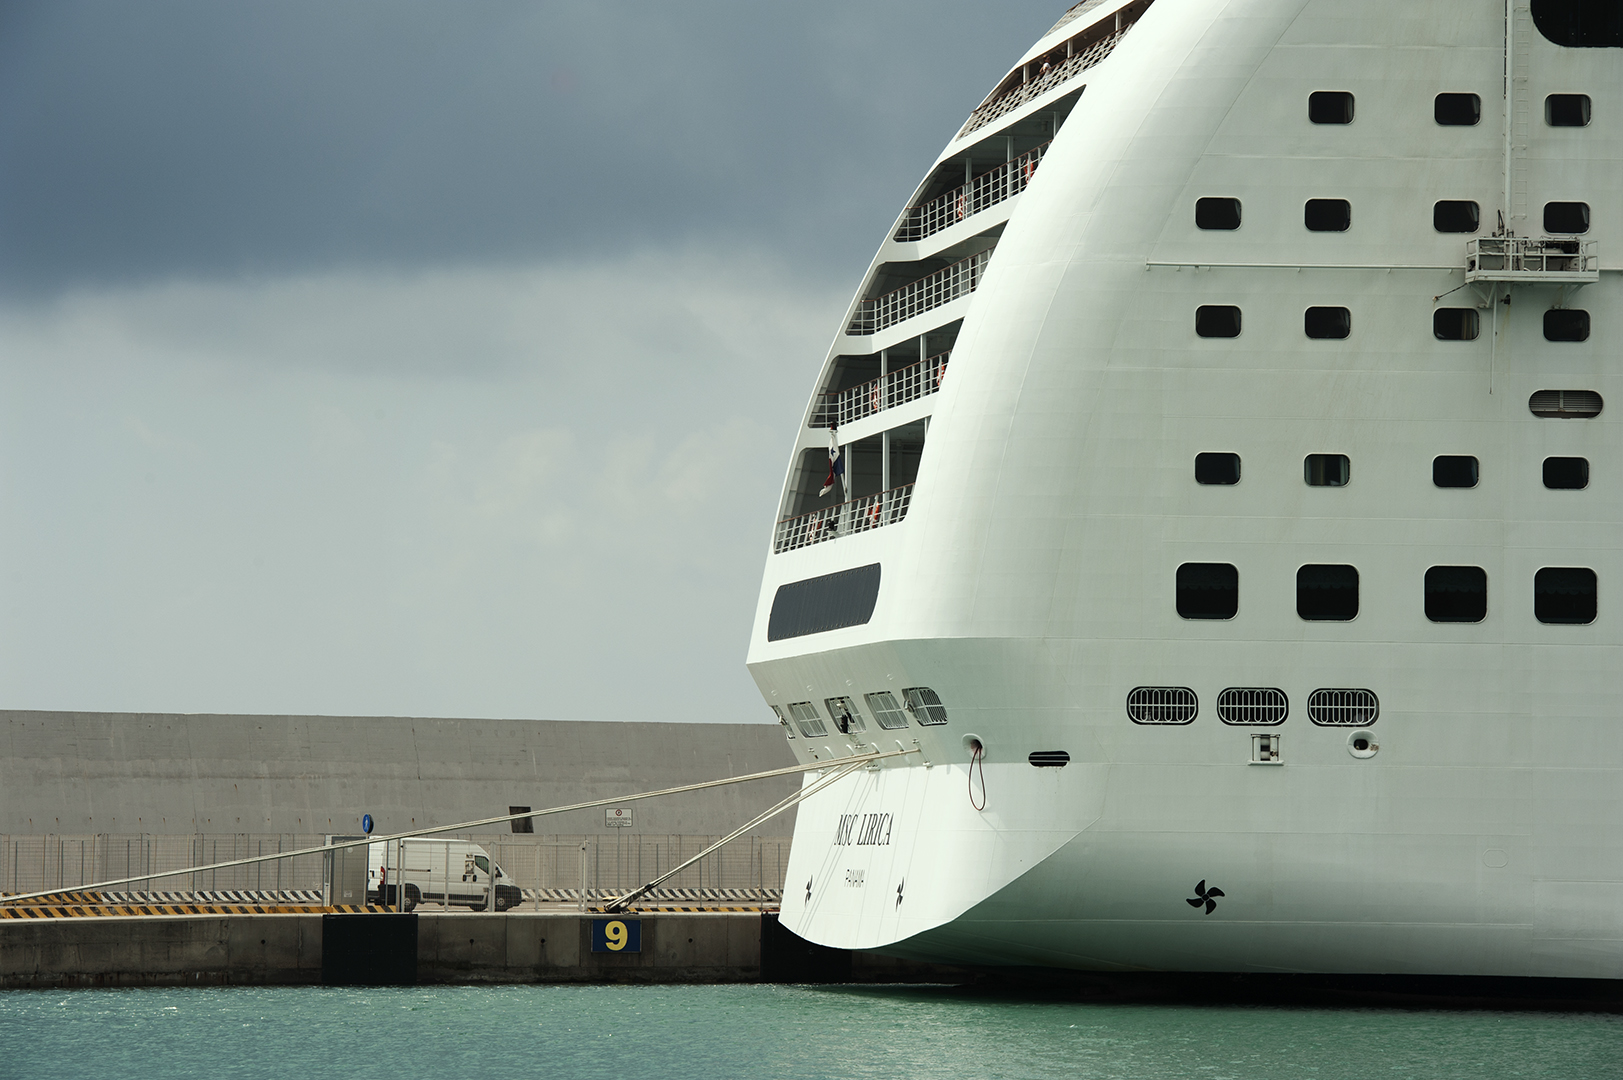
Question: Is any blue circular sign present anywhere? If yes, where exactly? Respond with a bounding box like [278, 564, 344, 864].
[361, 814, 373, 835]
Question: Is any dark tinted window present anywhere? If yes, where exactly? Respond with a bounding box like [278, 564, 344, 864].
[1305, 454, 1349, 487]
[1309, 91, 1355, 123]
[1426, 565, 1487, 623]
[1544, 457, 1590, 489]
[1305, 199, 1351, 232]
[1546, 94, 1593, 126]
[1177, 562, 1238, 620]
[1434, 200, 1480, 232]
[1533, 0, 1623, 46]
[1434, 308, 1481, 340]
[1529, 390, 1603, 418]
[1305, 307, 1351, 339]
[1435, 93, 1481, 125]
[1195, 452, 1241, 485]
[1196, 197, 1242, 230]
[767, 563, 881, 641]
[1433, 455, 1479, 488]
[1535, 567, 1597, 624]
[1545, 201, 1590, 233]
[1298, 564, 1359, 621]
[1196, 306, 1241, 338]
[1544, 309, 1591, 341]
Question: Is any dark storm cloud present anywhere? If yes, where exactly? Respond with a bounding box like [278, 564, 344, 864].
[0, 0, 1064, 295]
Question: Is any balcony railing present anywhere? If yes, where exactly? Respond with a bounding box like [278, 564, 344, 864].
[958, 0, 1151, 139]
[894, 143, 1049, 243]
[1465, 236, 1599, 283]
[774, 484, 915, 554]
[811, 352, 949, 429]
[847, 250, 991, 336]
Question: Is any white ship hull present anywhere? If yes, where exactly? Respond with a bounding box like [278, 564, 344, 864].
[749, 0, 1623, 980]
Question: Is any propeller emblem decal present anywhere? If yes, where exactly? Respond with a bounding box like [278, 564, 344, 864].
[1186, 879, 1224, 914]
[805, 877, 813, 903]
[895, 879, 905, 909]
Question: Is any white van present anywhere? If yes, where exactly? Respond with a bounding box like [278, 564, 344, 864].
[367, 838, 522, 912]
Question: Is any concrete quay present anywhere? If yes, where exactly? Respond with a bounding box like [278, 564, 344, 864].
[0, 912, 960, 988]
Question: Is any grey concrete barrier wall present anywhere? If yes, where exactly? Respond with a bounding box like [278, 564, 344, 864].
[1, 711, 798, 836]
[1, 914, 964, 988]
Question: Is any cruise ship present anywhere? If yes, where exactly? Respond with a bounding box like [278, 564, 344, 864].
[746, 0, 1623, 980]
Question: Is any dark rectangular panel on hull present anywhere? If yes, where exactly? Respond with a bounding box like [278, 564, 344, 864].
[768, 563, 881, 641]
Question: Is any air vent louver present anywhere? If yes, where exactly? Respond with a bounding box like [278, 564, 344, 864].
[1028, 751, 1071, 767]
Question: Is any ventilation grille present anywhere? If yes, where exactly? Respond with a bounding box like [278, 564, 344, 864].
[1126, 687, 1197, 725]
[786, 701, 828, 738]
[1028, 750, 1071, 768]
[1217, 688, 1288, 726]
[1307, 689, 1379, 726]
[1530, 390, 1603, 418]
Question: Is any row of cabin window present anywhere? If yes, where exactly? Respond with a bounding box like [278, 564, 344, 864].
[1196, 453, 1591, 490]
[1196, 197, 1592, 235]
[1306, 90, 1593, 127]
[777, 687, 948, 739]
[1194, 304, 1593, 340]
[1177, 562, 1598, 624]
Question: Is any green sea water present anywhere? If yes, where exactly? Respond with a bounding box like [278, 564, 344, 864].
[2, 984, 1620, 1080]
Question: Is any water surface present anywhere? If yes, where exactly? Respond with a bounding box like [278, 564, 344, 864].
[3, 984, 1619, 1080]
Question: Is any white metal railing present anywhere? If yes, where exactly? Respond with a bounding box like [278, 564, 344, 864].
[774, 484, 915, 554]
[958, 1, 1150, 139]
[812, 352, 949, 429]
[895, 143, 1049, 243]
[1465, 236, 1599, 282]
[847, 251, 990, 336]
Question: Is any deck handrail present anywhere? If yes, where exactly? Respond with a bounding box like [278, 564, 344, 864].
[846, 250, 991, 336]
[811, 352, 950, 429]
[895, 143, 1050, 243]
[1465, 236, 1599, 282]
[774, 484, 915, 554]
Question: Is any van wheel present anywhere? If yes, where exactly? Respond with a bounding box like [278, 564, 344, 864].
[402, 885, 420, 912]
[495, 894, 510, 912]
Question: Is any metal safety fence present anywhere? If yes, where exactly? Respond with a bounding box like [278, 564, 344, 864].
[0, 832, 788, 910]
[894, 143, 1048, 243]
[774, 483, 914, 554]
[846, 251, 991, 336]
[811, 353, 949, 429]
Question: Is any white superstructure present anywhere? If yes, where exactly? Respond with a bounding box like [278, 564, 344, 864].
[746, 0, 1623, 978]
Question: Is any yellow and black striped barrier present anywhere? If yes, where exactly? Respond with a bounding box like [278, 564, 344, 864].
[0, 894, 389, 919]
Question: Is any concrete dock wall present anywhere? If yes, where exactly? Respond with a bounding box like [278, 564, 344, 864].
[0, 914, 957, 988]
[1, 711, 798, 836]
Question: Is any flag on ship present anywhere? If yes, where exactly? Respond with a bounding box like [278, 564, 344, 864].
[819, 426, 844, 497]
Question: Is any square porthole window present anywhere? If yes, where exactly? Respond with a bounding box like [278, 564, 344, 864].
[1434, 308, 1481, 340]
[1435, 93, 1481, 125]
[1195, 452, 1241, 485]
[1304, 453, 1350, 487]
[1544, 309, 1591, 341]
[1433, 455, 1479, 488]
[1535, 567, 1597, 624]
[1196, 197, 1242, 230]
[902, 686, 948, 725]
[863, 691, 911, 731]
[1544, 456, 1590, 489]
[1434, 200, 1480, 232]
[1425, 565, 1487, 622]
[1545, 201, 1590, 233]
[1177, 562, 1238, 620]
[1305, 306, 1351, 339]
[1309, 91, 1355, 124]
[1298, 564, 1359, 621]
[1546, 94, 1592, 126]
[1305, 199, 1351, 232]
[824, 696, 866, 735]
[1196, 305, 1242, 337]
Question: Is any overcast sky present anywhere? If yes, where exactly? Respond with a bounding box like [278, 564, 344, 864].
[0, 0, 1063, 724]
